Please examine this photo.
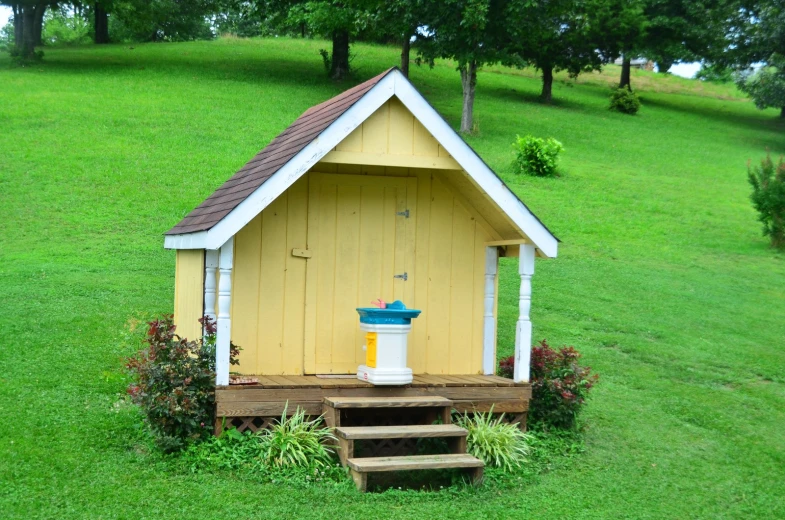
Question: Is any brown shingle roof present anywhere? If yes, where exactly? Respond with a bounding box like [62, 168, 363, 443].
[166, 68, 395, 236]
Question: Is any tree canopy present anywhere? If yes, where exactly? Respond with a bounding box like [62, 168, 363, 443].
[5, 0, 785, 122]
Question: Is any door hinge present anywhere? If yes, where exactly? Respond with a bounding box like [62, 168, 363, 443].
[396, 209, 410, 218]
[393, 272, 408, 281]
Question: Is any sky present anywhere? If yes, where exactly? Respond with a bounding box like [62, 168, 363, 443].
[0, 5, 704, 79]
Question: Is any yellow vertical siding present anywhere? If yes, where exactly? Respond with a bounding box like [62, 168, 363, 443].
[231, 177, 309, 375]
[173, 249, 204, 342]
[304, 173, 415, 373]
[230, 98, 518, 375]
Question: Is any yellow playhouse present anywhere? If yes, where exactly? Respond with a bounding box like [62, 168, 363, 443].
[164, 68, 558, 437]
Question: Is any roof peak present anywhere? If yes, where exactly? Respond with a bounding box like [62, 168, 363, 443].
[165, 68, 558, 257]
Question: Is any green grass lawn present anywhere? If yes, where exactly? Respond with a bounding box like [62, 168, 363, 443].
[2, 38, 784, 519]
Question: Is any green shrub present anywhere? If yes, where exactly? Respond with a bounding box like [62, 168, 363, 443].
[454, 410, 531, 472]
[42, 10, 92, 45]
[513, 135, 564, 177]
[695, 63, 735, 84]
[256, 406, 337, 468]
[529, 340, 598, 430]
[125, 315, 240, 452]
[748, 153, 785, 249]
[183, 427, 261, 472]
[183, 426, 347, 486]
[609, 86, 641, 114]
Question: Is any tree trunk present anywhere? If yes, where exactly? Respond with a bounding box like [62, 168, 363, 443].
[619, 56, 632, 89]
[32, 4, 44, 46]
[12, 4, 22, 45]
[781, 106, 785, 119]
[460, 60, 478, 134]
[15, 4, 37, 59]
[94, 3, 110, 44]
[540, 66, 554, 103]
[400, 36, 410, 78]
[330, 29, 350, 80]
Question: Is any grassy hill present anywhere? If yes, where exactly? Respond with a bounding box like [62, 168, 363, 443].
[1, 38, 784, 518]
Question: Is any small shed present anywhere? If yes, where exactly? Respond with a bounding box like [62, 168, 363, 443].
[164, 68, 558, 429]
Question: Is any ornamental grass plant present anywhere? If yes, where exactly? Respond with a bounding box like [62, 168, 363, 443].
[256, 405, 337, 468]
[454, 411, 531, 472]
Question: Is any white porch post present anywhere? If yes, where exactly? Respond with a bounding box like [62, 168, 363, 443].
[215, 237, 234, 386]
[204, 249, 219, 332]
[513, 244, 535, 383]
[482, 246, 498, 375]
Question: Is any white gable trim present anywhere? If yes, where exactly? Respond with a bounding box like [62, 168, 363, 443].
[165, 69, 557, 257]
[164, 72, 397, 251]
[391, 74, 557, 258]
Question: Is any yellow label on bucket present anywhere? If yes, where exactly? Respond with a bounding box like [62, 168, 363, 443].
[365, 332, 377, 368]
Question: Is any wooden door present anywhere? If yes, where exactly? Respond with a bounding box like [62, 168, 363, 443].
[304, 173, 417, 374]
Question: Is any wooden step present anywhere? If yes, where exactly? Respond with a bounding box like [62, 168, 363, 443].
[347, 454, 484, 491]
[334, 424, 469, 466]
[323, 396, 453, 409]
[335, 424, 466, 440]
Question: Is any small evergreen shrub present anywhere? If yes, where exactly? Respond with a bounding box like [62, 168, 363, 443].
[126, 315, 240, 452]
[454, 410, 531, 472]
[609, 86, 641, 114]
[748, 153, 785, 249]
[256, 406, 337, 468]
[513, 135, 564, 177]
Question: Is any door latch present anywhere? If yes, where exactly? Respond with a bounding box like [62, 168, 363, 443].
[393, 272, 408, 281]
[396, 209, 410, 218]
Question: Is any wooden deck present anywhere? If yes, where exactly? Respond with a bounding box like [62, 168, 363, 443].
[216, 374, 530, 432]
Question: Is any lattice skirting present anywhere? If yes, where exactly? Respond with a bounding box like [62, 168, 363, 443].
[216, 410, 527, 439]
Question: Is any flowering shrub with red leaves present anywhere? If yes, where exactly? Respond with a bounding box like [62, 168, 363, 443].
[126, 315, 240, 452]
[498, 355, 515, 379]
[498, 339, 598, 430]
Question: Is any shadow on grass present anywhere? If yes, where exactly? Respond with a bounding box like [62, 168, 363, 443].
[29, 43, 390, 92]
[641, 95, 785, 143]
[482, 83, 593, 112]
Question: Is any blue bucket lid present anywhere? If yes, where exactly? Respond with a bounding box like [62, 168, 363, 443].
[356, 300, 421, 325]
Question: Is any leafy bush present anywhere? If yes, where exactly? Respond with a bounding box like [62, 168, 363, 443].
[695, 63, 734, 84]
[182, 426, 347, 486]
[454, 410, 531, 472]
[42, 10, 92, 45]
[0, 21, 13, 52]
[609, 86, 641, 114]
[183, 427, 261, 472]
[125, 315, 240, 452]
[513, 135, 564, 177]
[529, 340, 598, 430]
[736, 55, 785, 116]
[748, 153, 785, 249]
[498, 355, 515, 379]
[256, 406, 337, 468]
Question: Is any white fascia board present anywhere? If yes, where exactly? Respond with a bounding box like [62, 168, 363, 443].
[164, 231, 208, 250]
[392, 72, 558, 258]
[164, 73, 397, 250]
